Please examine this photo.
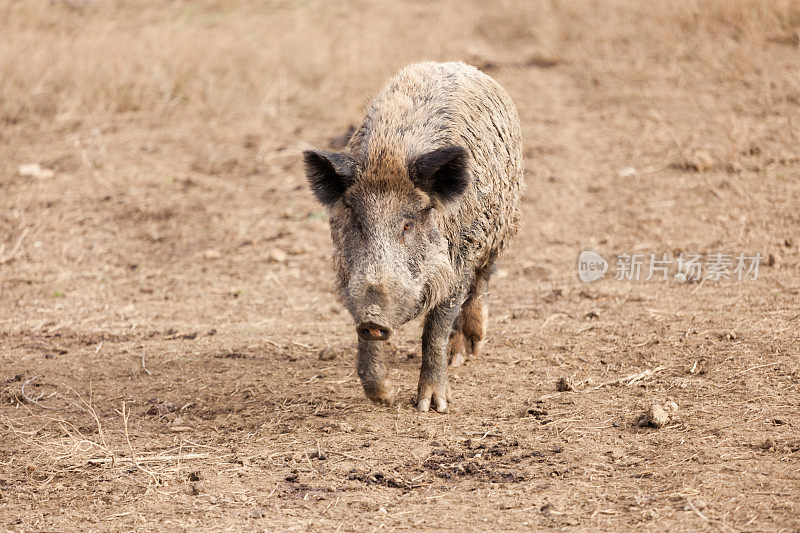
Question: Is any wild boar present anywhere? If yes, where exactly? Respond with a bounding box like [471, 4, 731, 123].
[303, 61, 523, 412]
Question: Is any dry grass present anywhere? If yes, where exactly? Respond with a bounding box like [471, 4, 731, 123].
[2, 0, 798, 126]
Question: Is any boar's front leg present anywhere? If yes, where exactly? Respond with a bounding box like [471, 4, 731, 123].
[417, 292, 467, 412]
[357, 339, 396, 406]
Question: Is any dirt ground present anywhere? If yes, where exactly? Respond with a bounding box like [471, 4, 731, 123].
[1, 1, 799, 530]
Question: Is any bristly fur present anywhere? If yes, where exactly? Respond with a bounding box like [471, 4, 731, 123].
[304, 61, 524, 409]
[345, 61, 524, 277]
[307, 60, 525, 319]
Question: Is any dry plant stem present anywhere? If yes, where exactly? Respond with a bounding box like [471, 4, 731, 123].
[121, 401, 161, 486]
[538, 366, 665, 400]
[0, 227, 30, 265]
[51, 419, 115, 465]
[141, 351, 151, 375]
[74, 384, 114, 465]
[21, 376, 58, 410]
[587, 366, 665, 391]
[87, 453, 210, 465]
[686, 499, 711, 523]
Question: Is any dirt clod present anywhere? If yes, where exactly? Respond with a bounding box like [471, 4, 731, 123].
[637, 402, 679, 428]
[766, 253, 779, 268]
[318, 348, 337, 361]
[675, 149, 715, 172]
[555, 377, 575, 392]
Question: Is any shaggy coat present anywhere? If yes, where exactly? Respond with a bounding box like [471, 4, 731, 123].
[304, 61, 523, 412]
[345, 61, 523, 299]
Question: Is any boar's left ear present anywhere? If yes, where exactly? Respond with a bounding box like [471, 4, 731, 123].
[303, 150, 358, 207]
[408, 146, 470, 204]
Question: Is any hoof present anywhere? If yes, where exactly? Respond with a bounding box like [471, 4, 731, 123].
[416, 380, 450, 413]
[363, 381, 396, 406]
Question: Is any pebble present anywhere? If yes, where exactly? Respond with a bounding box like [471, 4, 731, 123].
[18, 163, 55, 179]
[267, 248, 288, 263]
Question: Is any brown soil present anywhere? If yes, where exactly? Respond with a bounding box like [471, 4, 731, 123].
[1, 1, 799, 530]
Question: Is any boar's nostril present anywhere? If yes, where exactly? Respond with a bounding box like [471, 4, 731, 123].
[357, 322, 392, 341]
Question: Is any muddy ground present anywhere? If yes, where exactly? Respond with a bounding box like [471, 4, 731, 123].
[1, 1, 799, 530]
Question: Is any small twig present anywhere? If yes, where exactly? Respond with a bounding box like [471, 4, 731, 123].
[328, 450, 366, 461]
[539, 313, 569, 331]
[21, 377, 58, 410]
[588, 366, 665, 391]
[70, 383, 113, 465]
[686, 499, 710, 523]
[730, 361, 780, 378]
[325, 370, 355, 385]
[264, 271, 292, 305]
[141, 351, 151, 375]
[87, 453, 210, 465]
[263, 338, 284, 350]
[691, 277, 708, 294]
[322, 495, 340, 514]
[409, 472, 427, 483]
[0, 227, 30, 265]
[121, 401, 161, 485]
[773, 280, 800, 295]
[539, 365, 667, 400]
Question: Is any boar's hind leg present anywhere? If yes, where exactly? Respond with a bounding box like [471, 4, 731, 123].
[357, 340, 396, 406]
[463, 264, 491, 357]
[447, 313, 467, 367]
[448, 264, 492, 367]
[418, 292, 467, 412]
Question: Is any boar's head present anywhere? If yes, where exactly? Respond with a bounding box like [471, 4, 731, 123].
[303, 146, 469, 341]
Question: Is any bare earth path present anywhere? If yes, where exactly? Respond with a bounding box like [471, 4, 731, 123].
[1, 1, 799, 530]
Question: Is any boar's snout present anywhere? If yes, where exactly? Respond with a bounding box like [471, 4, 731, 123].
[356, 303, 393, 341]
[357, 320, 392, 341]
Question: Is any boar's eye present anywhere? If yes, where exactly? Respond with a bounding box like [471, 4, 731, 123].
[403, 220, 414, 233]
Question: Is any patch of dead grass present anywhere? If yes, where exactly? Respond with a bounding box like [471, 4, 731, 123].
[1, 0, 797, 128]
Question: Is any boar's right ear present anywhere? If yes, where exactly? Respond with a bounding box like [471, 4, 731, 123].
[409, 146, 470, 204]
[303, 150, 357, 206]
